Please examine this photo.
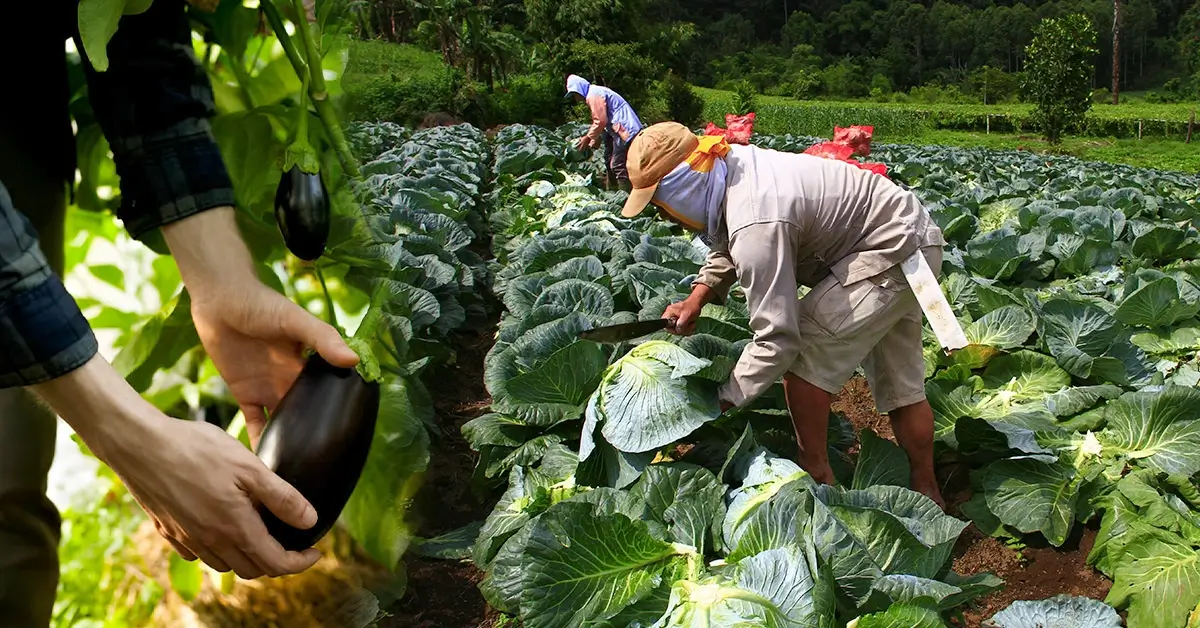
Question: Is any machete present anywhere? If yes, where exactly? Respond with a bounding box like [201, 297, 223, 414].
[578, 318, 677, 344]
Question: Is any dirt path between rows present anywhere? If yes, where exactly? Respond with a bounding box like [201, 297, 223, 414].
[378, 329, 500, 628]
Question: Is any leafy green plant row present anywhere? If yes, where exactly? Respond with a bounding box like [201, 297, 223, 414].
[392, 125, 1021, 627]
[773, 135, 1200, 627]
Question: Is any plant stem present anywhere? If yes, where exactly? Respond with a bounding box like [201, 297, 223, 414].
[260, 0, 307, 79]
[314, 98, 361, 178]
[227, 51, 256, 110]
[249, 33, 269, 70]
[291, 0, 325, 95]
[315, 265, 339, 329]
[296, 71, 310, 146]
[262, 0, 361, 179]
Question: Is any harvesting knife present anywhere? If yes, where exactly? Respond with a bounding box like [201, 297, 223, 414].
[578, 318, 677, 344]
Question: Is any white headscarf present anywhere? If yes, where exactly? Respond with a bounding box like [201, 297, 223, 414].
[650, 135, 731, 246]
[566, 74, 590, 98]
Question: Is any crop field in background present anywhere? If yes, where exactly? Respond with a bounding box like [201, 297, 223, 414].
[884, 130, 1200, 174]
[695, 87, 1200, 141]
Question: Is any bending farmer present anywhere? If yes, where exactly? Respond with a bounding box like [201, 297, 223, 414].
[621, 122, 948, 508]
[0, 2, 356, 624]
[565, 74, 644, 191]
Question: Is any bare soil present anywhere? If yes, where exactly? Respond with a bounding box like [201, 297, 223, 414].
[376, 329, 500, 628]
[950, 525, 1112, 626]
[832, 375, 894, 444]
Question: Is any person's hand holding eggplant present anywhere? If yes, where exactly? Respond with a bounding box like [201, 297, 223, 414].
[27, 206, 360, 581]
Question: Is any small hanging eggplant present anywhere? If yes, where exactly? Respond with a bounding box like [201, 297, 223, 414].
[274, 77, 330, 261]
[274, 165, 330, 261]
[254, 354, 380, 551]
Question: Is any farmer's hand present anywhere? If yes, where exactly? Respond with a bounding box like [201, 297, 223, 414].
[575, 135, 595, 152]
[663, 284, 719, 336]
[662, 299, 702, 336]
[161, 207, 358, 447]
[30, 354, 322, 580]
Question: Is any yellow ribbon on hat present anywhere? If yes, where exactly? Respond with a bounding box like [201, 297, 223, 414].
[683, 136, 731, 173]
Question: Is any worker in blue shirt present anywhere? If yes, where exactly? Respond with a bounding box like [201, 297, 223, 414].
[565, 74, 645, 192]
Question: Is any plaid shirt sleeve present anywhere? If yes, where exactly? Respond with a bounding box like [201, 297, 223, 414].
[0, 184, 99, 387]
[0, 1, 236, 388]
[79, 0, 236, 240]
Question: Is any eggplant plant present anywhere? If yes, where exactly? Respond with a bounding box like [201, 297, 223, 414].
[274, 73, 331, 262]
[66, 0, 440, 607]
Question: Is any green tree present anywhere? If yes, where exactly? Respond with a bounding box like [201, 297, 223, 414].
[524, 0, 642, 48]
[1181, 2, 1200, 91]
[658, 71, 704, 125]
[1022, 13, 1098, 144]
[969, 65, 1019, 103]
[413, 0, 519, 91]
[781, 10, 823, 51]
[563, 40, 662, 105]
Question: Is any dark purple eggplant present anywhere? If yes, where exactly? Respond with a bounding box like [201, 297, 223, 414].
[254, 354, 380, 551]
[274, 165, 330, 261]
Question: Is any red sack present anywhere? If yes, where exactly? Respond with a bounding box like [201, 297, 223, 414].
[851, 161, 889, 177]
[803, 124, 888, 179]
[703, 122, 727, 138]
[803, 142, 854, 160]
[724, 113, 755, 145]
[832, 125, 874, 156]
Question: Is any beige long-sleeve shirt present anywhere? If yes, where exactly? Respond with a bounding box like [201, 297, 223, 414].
[694, 145, 946, 406]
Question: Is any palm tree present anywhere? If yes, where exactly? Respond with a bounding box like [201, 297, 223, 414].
[1112, 0, 1122, 104]
[460, 4, 520, 90]
[414, 0, 468, 67]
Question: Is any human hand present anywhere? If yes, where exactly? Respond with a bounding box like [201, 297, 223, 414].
[575, 136, 592, 152]
[190, 280, 358, 448]
[30, 355, 322, 580]
[662, 297, 704, 336]
[160, 207, 359, 447]
[116, 413, 323, 579]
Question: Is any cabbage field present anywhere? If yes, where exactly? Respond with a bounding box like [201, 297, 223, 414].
[334, 120, 1200, 628]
